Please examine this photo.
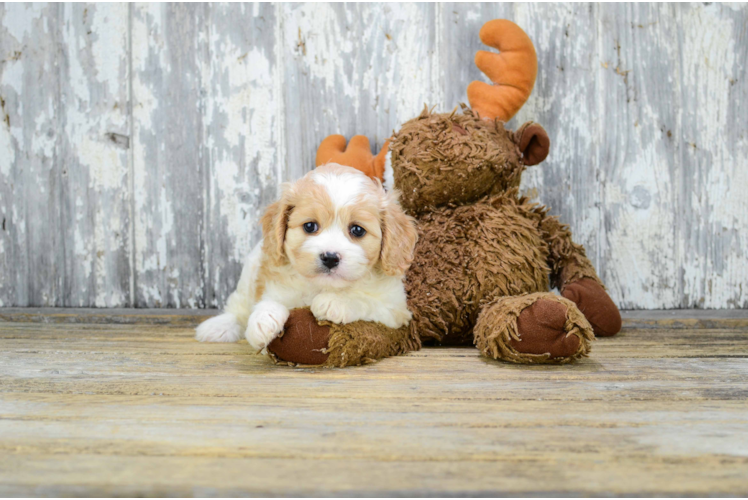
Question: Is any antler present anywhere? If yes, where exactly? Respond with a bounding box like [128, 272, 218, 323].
[316, 135, 388, 181]
[467, 19, 538, 122]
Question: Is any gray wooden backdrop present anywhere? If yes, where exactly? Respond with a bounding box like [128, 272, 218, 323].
[1, 3, 746, 310]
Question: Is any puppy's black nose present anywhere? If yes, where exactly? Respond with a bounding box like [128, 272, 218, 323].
[320, 252, 340, 269]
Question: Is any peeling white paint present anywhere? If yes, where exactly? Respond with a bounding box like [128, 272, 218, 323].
[0, 122, 13, 177]
[81, 136, 126, 190]
[283, 4, 357, 102]
[679, 4, 747, 309]
[1, 3, 43, 44]
[89, 5, 128, 99]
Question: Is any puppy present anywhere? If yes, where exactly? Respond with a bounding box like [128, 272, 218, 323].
[195, 163, 418, 350]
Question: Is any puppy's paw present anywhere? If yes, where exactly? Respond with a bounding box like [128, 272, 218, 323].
[246, 301, 290, 350]
[379, 307, 412, 329]
[196, 313, 242, 343]
[311, 293, 356, 324]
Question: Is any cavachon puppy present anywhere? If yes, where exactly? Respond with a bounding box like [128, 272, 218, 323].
[196, 163, 418, 351]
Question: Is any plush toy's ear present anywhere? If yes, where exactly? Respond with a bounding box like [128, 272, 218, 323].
[515, 122, 550, 166]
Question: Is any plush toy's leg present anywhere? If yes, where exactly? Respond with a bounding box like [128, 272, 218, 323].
[473, 293, 594, 364]
[267, 308, 420, 367]
[540, 215, 622, 337]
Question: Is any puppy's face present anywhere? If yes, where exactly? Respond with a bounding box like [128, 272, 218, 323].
[262, 163, 417, 288]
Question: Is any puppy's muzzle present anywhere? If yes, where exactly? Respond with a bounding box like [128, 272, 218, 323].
[320, 252, 341, 270]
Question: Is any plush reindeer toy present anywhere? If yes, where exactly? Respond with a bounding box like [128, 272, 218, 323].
[269, 19, 622, 367]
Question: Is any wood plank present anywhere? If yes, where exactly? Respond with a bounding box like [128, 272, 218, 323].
[0, 3, 65, 306]
[1, 453, 745, 497]
[677, 3, 748, 308]
[58, 3, 132, 307]
[1, 398, 747, 463]
[1, 318, 748, 495]
[130, 4, 208, 308]
[202, 3, 281, 308]
[0, 307, 214, 325]
[1, 324, 748, 402]
[597, 4, 682, 309]
[3, 307, 747, 328]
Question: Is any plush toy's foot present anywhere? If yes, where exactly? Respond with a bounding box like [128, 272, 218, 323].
[267, 308, 420, 367]
[473, 293, 594, 364]
[268, 308, 331, 365]
[561, 278, 622, 337]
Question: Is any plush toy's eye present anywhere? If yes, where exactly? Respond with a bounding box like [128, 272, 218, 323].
[349, 225, 366, 238]
[303, 222, 319, 234]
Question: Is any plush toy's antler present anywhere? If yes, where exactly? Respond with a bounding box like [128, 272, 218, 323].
[316, 135, 388, 182]
[467, 19, 538, 122]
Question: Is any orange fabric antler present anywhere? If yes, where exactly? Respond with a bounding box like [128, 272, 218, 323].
[315, 135, 389, 182]
[467, 19, 538, 122]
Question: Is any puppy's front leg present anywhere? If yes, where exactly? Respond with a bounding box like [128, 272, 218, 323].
[311, 293, 361, 325]
[246, 300, 290, 350]
[312, 292, 411, 328]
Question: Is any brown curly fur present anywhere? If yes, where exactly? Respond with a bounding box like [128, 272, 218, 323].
[322, 320, 420, 367]
[392, 108, 599, 349]
[405, 190, 551, 345]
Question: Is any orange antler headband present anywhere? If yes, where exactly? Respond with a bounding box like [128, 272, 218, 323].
[315, 134, 388, 181]
[467, 19, 538, 122]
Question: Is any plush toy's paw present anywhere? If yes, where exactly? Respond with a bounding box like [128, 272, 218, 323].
[245, 301, 290, 350]
[474, 293, 593, 364]
[268, 308, 419, 368]
[268, 308, 331, 365]
[512, 299, 580, 358]
[561, 278, 622, 337]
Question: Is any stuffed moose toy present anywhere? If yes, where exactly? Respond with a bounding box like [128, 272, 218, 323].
[268, 19, 622, 367]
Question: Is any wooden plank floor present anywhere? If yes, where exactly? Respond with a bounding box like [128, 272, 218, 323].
[1, 310, 747, 496]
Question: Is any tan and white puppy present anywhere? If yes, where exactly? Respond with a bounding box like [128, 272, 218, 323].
[196, 163, 418, 350]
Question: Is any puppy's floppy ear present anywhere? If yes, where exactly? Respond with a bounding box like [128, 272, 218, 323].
[261, 186, 294, 265]
[380, 189, 418, 276]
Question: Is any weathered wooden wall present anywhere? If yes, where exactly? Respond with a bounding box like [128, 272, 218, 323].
[0, 3, 746, 309]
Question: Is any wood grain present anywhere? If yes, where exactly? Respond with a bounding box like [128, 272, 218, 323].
[130, 4, 208, 308]
[1, 3, 746, 309]
[59, 4, 132, 307]
[201, 4, 282, 309]
[1, 314, 747, 496]
[0, 3, 66, 306]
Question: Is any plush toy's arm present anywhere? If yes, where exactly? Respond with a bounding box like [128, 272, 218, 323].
[268, 308, 420, 367]
[540, 215, 601, 289]
[539, 215, 622, 337]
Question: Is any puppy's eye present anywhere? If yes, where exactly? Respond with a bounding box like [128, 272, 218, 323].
[349, 225, 366, 238]
[303, 222, 318, 234]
